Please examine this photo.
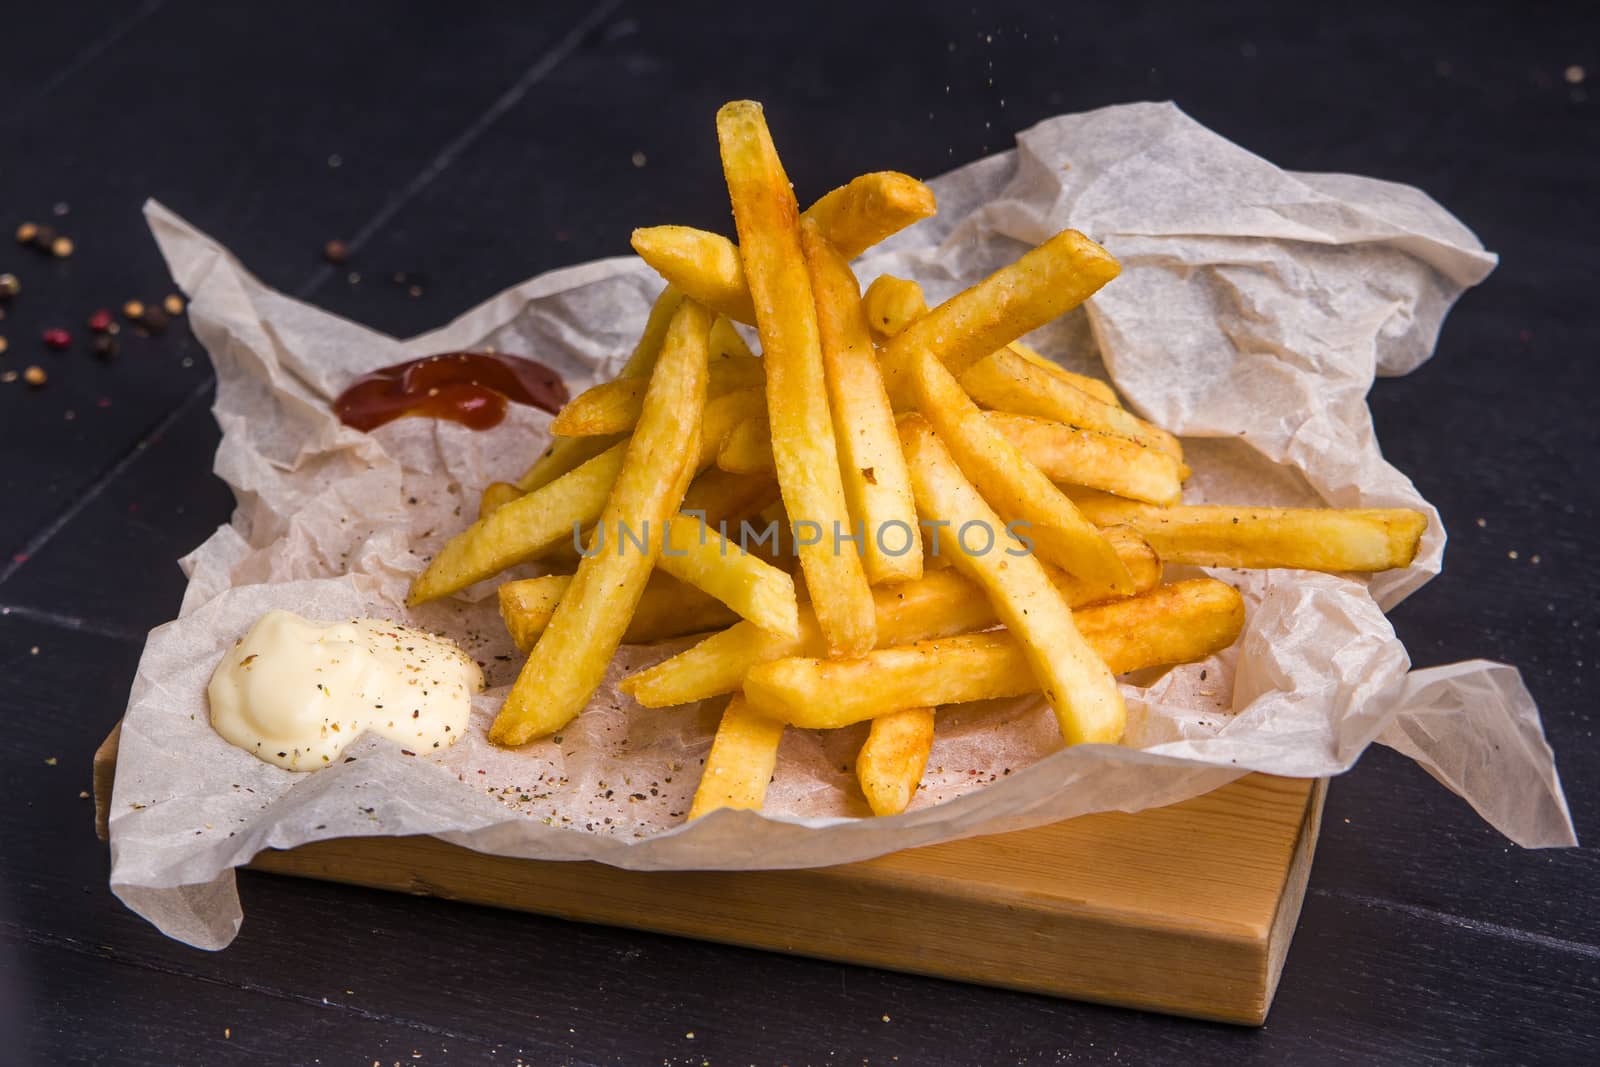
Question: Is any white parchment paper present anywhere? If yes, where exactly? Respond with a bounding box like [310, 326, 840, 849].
[108, 102, 1575, 950]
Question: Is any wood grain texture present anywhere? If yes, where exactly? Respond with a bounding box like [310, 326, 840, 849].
[94, 723, 1321, 1024]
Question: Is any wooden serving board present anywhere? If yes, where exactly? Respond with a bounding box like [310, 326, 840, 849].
[94, 724, 1324, 1025]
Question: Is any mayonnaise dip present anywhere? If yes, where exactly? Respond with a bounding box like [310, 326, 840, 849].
[208, 610, 484, 771]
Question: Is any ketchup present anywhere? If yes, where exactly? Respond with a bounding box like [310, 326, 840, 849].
[333, 352, 569, 432]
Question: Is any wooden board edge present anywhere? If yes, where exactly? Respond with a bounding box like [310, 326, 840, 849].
[248, 832, 1281, 1024]
[1252, 775, 1328, 1024]
[91, 721, 1323, 1024]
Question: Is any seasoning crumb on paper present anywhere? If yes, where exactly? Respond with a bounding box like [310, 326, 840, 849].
[106, 102, 1574, 951]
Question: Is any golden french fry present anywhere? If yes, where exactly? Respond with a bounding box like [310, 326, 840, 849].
[718, 100, 876, 656]
[1006, 341, 1120, 408]
[985, 412, 1184, 506]
[513, 286, 683, 492]
[681, 466, 779, 529]
[499, 572, 738, 650]
[959, 345, 1183, 460]
[696, 387, 767, 469]
[630, 226, 757, 324]
[657, 514, 800, 637]
[712, 404, 1182, 509]
[414, 392, 756, 602]
[514, 433, 622, 494]
[491, 300, 712, 745]
[551, 357, 764, 437]
[878, 229, 1121, 404]
[622, 529, 1158, 708]
[478, 480, 523, 517]
[906, 349, 1133, 593]
[634, 173, 937, 326]
[411, 441, 628, 604]
[862, 274, 928, 340]
[801, 171, 937, 259]
[802, 218, 923, 584]
[896, 413, 1125, 745]
[862, 273, 1121, 407]
[744, 578, 1245, 730]
[688, 694, 785, 819]
[716, 413, 772, 475]
[710, 315, 755, 360]
[1066, 490, 1429, 572]
[856, 707, 935, 816]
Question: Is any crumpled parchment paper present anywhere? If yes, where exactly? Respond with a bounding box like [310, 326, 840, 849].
[108, 101, 1575, 950]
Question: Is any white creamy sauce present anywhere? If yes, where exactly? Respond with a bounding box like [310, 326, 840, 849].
[208, 610, 483, 771]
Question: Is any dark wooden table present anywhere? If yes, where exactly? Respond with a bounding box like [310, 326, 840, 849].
[2, 2, 1595, 1063]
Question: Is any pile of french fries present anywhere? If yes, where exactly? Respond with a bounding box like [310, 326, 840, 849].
[409, 100, 1427, 821]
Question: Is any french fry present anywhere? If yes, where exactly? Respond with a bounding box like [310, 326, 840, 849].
[718, 100, 876, 656]
[959, 345, 1183, 460]
[1006, 341, 1121, 408]
[680, 467, 779, 530]
[500, 572, 738, 650]
[410, 441, 628, 604]
[1065, 490, 1429, 572]
[412, 391, 757, 603]
[633, 173, 937, 326]
[862, 274, 928, 340]
[856, 707, 935, 816]
[714, 404, 1183, 507]
[514, 434, 622, 494]
[490, 300, 712, 745]
[622, 528, 1158, 708]
[862, 273, 1120, 408]
[906, 349, 1133, 593]
[551, 357, 764, 437]
[878, 229, 1121, 404]
[744, 578, 1245, 730]
[710, 315, 755, 360]
[513, 286, 684, 491]
[895, 413, 1125, 745]
[656, 514, 800, 637]
[479, 480, 524, 517]
[696, 388, 767, 469]
[984, 412, 1184, 506]
[716, 413, 772, 475]
[630, 226, 757, 324]
[800, 171, 937, 259]
[802, 217, 923, 584]
[688, 695, 785, 819]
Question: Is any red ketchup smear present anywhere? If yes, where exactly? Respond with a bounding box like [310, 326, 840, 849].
[334, 352, 569, 432]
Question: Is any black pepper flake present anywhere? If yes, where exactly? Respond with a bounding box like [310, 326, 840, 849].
[401, 750, 416, 757]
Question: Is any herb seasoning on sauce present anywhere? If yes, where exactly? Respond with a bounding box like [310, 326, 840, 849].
[334, 352, 569, 432]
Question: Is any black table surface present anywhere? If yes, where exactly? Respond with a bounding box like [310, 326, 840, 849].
[2, 2, 1596, 1064]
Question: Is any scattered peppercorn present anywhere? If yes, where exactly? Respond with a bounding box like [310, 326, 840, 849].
[0, 273, 19, 298]
[139, 306, 169, 332]
[91, 334, 119, 360]
[23, 365, 47, 386]
[163, 293, 184, 316]
[87, 308, 113, 332]
[42, 328, 71, 350]
[15, 222, 38, 244]
[50, 236, 74, 258]
[323, 239, 350, 264]
[30, 224, 57, 249]
[123, 299, 145, 320]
